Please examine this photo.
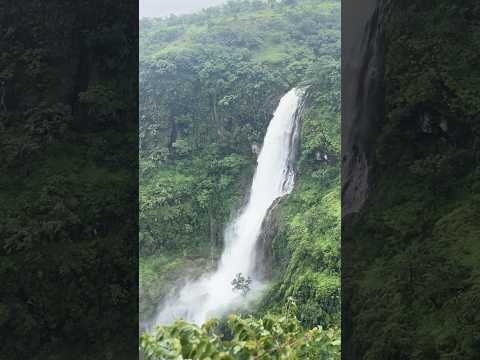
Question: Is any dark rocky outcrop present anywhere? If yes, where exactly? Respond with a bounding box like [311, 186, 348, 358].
[254, 197, 284, 280]
[341, 0, 385, 218]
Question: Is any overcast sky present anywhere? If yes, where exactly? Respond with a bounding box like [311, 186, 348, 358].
[140, 0, 230, 18]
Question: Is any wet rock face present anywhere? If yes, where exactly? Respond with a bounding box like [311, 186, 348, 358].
[253, 197, 283, 280]
[341, 0, 385, 217]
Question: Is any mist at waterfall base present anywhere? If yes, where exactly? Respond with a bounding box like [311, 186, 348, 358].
[152, 88, 304, 327]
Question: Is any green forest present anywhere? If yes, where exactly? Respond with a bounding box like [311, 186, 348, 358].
[344, 1, 480, 358]
[139, 0, 340, 358]
[0, 1, 138, 358]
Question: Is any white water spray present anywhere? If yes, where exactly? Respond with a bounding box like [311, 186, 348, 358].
[153, 88, 304, 326]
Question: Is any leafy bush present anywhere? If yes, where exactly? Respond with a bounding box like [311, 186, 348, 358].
[141, 299, 340, 360]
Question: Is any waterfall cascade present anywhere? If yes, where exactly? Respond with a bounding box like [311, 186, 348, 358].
[153, 88, 304, 326]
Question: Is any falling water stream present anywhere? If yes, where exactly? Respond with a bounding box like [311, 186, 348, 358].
[153, 88, 304, 326]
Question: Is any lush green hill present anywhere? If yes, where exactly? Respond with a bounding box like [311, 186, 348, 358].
[139, 0, 340, 356]
[0, 1, 138, 358]
[343, 1, 480, 358]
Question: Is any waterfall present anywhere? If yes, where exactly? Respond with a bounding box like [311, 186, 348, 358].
[153, 88, 304, 326]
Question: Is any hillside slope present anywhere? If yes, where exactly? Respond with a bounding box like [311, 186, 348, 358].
[139, 0, 341, 334]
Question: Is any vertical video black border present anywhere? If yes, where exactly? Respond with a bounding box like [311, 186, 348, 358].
[342, 0, 480, 359]
[0, 0, 139, 358]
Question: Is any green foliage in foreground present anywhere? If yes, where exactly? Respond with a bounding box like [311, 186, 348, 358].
[141, 300, 340, 360]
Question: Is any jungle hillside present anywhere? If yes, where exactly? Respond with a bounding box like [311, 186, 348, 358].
[139, 0, 340, 358]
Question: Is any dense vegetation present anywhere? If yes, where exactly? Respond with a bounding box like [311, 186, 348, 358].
[139, 0, 340, 356]
[0, 0, 138, 358]
[344, 1, 480, 358]
[141, 299, 340, 359]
